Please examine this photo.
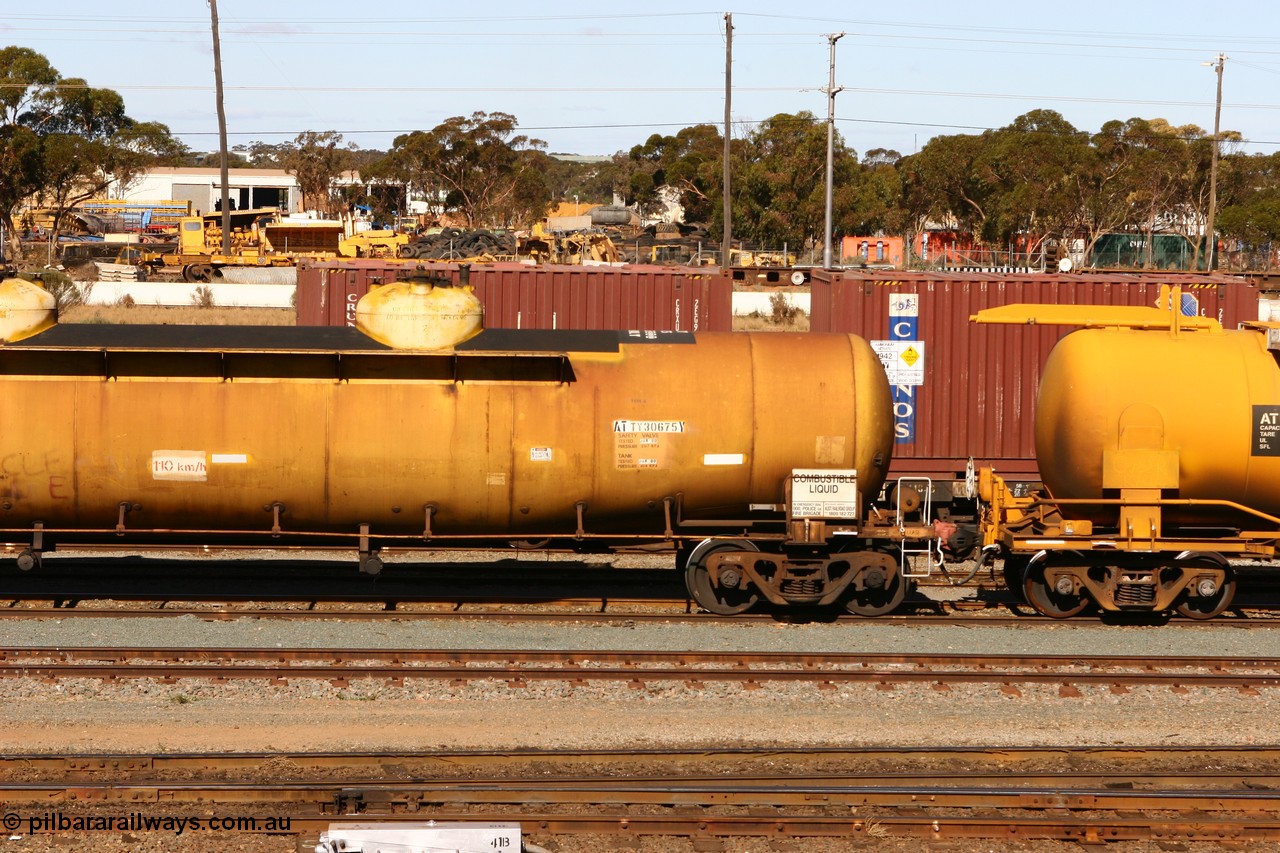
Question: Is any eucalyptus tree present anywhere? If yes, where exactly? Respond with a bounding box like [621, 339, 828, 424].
[40, 117, 180, 232]
[0, 45, 184, 259]
[1052, 119, 1147, 259]
[838, 148, 906, 238]
[280, 130, 354, 217]
[1099, 118, 1199, 266]
[898, 131, 993, 243]
[980, 110, 1091, 252]
[621, 124, 724, 225]
[733, 111, 855, 250]
[1141, 118, 1218, 267]
[1217, 150, 1280, 269]
[379, 111, 550, 227]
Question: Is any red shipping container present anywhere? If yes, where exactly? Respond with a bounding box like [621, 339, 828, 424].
[296, 260, 732, 332]
[809, 270, 1260, 486]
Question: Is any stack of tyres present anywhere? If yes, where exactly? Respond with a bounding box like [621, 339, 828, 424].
[398, 228, 516, 260]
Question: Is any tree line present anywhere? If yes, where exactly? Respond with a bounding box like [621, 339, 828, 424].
[4, 45, 1279, 269]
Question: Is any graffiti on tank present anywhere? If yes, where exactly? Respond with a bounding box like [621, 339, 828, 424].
[0, 451, 70, 501]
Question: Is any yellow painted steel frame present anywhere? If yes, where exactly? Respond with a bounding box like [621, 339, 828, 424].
[980, 467, 1280, 559]
[978, 466, 1268, 613]
[970, 284, 1222, 334]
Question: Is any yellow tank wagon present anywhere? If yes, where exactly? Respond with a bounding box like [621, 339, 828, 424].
[0, 272, 935, 617]
[974, 286, 1280, 619]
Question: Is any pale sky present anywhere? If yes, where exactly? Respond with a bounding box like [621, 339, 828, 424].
[4, 2, 1278, 158]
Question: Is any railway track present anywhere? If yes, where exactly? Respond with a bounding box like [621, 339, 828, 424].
[5, 746, 1280, 845]
[7, 599, 1280, 628]
[6, 553, 1280, 624]
[6, 554, 1280, 626]
[3, 646, 1280, 692]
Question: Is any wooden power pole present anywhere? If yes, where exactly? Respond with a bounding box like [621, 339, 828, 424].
[1205, 52, 1226, 271]
[721, 13, 733, 269]
[209, 0, 231, 254]
[823, 32, 844, 270]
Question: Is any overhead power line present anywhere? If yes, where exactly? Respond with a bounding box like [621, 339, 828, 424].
[1, 81, 1275, 115]
[162, 116, 1279, 150]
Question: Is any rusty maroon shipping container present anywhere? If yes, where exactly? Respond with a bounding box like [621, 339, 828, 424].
[809, 270, 1260, 486]
[296, 260, 731, 332]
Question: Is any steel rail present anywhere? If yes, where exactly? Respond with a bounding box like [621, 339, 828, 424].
[4, 645, 1280, 669]
[14, 806, 1280, 843]
[2, 647, 1280, 689]
[11, 748, 1280, 841]
[4, 604, 1280, 628]
[0, 664, 1269, 689]
[18, 744, 1280, 773]
[5, 777, 1280, 812]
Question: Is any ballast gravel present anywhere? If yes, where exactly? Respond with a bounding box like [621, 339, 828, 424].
[2, 597, 1280, 851]
[0, 615, 1277, 755]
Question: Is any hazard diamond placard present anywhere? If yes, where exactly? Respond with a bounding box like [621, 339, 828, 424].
[871, 340, 925, 386]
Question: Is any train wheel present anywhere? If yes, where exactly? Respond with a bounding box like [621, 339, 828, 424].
[1023, 561, 1090, 618]
[1175, 557, 1236, 620]
[843, 568, 907, 617]
[684, 541, 759, 615]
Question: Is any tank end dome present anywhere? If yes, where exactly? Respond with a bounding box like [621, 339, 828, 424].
[0, 277, 57, 342]
[355, 269, 483, 350]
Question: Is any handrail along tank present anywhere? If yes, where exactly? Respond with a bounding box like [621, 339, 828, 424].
[0, 268, 921, 616]
[973, 287, 1275, 619]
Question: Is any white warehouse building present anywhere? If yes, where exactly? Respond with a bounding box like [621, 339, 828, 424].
[109, 167, 303, 216]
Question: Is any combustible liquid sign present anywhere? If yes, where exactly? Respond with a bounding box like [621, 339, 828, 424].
[791, 469, 859, 519]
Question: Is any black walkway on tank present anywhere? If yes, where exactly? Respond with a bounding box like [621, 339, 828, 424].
[12, 324, 382, 351]
[459, 328, 695, 352]
[0, 326, 700, 381]
[11, 325, 695, 354]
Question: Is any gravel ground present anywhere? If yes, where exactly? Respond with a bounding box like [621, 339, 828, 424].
[0, 615, 1277, 755]
[2, 586, 1280, 851]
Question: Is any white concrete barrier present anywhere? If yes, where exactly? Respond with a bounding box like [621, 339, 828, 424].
[72, 282, 804, 318]
[76, 281, 295, 309]
[731, 291, 810, 316]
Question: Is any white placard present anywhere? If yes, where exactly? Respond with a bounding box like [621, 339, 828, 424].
[871, 340, 925, 386]
[790, 469, 859, 519]
[152, 450, 207, 482]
